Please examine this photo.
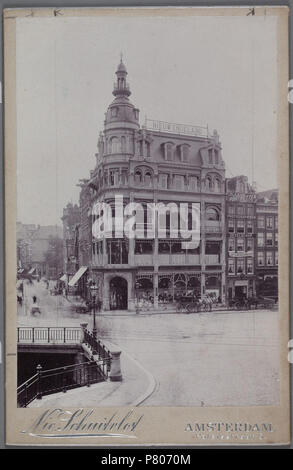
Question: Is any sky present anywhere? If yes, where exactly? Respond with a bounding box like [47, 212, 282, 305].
[16, 12, 278, 226]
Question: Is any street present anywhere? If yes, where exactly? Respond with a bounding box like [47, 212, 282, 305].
[18, 280, 280, 407]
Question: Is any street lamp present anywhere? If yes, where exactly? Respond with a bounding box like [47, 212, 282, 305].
[90, 282, 99, 349]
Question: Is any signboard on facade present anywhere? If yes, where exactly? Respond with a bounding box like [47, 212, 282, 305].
[145, 119, 208, 138]
[227, 193, 257, 202]
[229, 251, 253, 258]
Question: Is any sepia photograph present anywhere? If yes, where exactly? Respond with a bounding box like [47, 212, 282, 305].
[4, 6, 290, 445]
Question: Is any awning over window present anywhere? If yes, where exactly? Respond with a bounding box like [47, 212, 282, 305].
[17, 268, 24, 274]
[28, 267, 36, 275]
[60, 274, 67, 282]
[68, 266, 88, 287]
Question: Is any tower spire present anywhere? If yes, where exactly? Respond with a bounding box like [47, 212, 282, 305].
[113, 55, 131, 97]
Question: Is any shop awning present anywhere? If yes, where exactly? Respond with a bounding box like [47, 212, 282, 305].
[68, 266, 88, 287]
[17, 268, 24, 274]
[60, 274, 67, 282]
[28, 267, 36, 275]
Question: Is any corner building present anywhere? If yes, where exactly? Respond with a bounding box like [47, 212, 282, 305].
[82, 59, 226, 311]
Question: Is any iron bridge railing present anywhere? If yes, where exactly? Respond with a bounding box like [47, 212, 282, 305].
[17, 326, 81, 344]
[17, 359, 111, 408]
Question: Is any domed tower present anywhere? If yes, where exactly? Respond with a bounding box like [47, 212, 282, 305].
[103, 57, 140, 156]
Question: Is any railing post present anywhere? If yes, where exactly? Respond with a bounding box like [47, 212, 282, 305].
[36, 364, 42, 400]
[47, 327, 50, 343]
[17, 327, 20, 343]
[80, 323, 88, 344]
[24, 383, 28, 408]
[109, 351, 122, 382]
[32, 327, 34, 343]
[64, 327, 66, 344]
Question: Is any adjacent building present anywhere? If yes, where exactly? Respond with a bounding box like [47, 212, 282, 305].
[225, 176, 257, 301]
[255, 189, 278, 298]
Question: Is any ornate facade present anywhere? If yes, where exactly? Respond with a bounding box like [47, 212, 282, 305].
[78, 59, 227, 310]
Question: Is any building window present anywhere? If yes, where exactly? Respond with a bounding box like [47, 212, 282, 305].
[159, 174, 168, 189]
[247, 220, 253, 234]
[208, 149, 213, 163]
[247, 258, 253, 274]
[237, 205, 244, 216]
[180, 145, 189, 162]
[258, 216, 265, 228]
[135, 240, 154, 254]
[206, 207, 220, 221]
[266, 251, 273, 266]
[275, 251, 278, 265]
[206, 176, 212, 191]
[257, 252, 264, 266]
[109, 169, 119, 186]
[275, 216, 278, 228]
[214, 150, 219, 164]
[174, 175, 184, 190]
[145, 172, 152, 187]
[228, 238, 235, 251]
[275, 232, 278, 245]
[110, 136, 120, 154]
[237, 259, 245, 274]
[139, 141, 143, 156]
[164, 143, 174, 161]
[228, 205, 234, 216]
[266, 232, 273, 246]
[266, 216, 273, 229]
[214, 178, 221, 192]
[246, 238, 253, 252]
[237, 220, 245, 233]
[228, 259, 235, 274]
[146, 142, 151, 158]
[120, 169, 128, 185]
[111, 107, 118, 117]
[228, 219, 234, 233]
[135, 170, 142, 184]
[237, 237, 244, 252]
[247, 205, 254, 216]
[189, 176, 198, 191]
[121, 136, 126, 152]
[107, 239, 128, 264]
[257, 233, 264, 247]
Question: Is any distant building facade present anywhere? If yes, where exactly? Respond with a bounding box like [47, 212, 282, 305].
[17, 222, 62, 278]
[255, 190, 278, 298]
[225, 176, 257, 300]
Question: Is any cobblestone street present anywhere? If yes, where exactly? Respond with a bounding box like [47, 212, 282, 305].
[18, 281, 280, 407]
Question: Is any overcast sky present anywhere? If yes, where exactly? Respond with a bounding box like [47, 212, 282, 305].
[16, 12, 278, 226]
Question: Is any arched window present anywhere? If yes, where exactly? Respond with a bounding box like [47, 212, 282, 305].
[145, 172, 152, 187]
[214, 178, 221, 192]
[164, 143, 174, 161]
[135, 170, 142, 184]
[139, 141, 143, 156]
[121, 136, 126, 152]
[206, 176, 213, 191]
[110, 136, 120, 154]
[181, 145, 189, 162]
[206, 207, 220, 221]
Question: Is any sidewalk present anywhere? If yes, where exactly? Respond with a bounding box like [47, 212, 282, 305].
[28, 339, 155, 408]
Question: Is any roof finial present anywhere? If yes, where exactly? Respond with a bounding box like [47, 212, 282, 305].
[120, 51, 123, 63]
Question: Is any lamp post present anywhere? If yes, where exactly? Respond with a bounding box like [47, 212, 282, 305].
[90, 282, 99, 353]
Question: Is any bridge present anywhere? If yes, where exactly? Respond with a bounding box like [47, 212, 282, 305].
[17, 324, 122, 407]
